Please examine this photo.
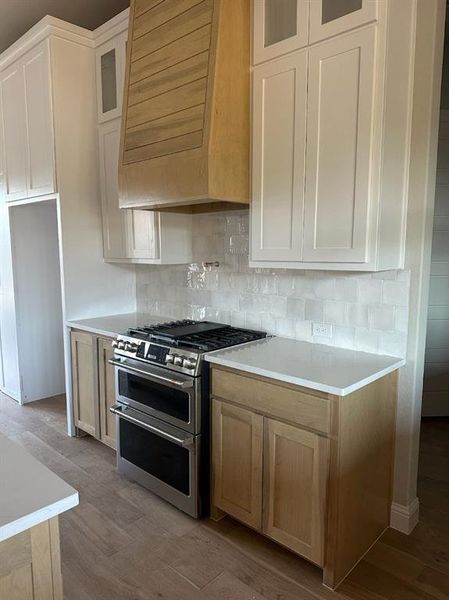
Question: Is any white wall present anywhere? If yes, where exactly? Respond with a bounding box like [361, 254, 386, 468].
[423, 110, 449, 416]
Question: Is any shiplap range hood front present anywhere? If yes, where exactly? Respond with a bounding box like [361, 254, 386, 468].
[118, 0, 250, 213]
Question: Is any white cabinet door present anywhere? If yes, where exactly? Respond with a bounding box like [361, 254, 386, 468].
[126, 209, 160, 260]
[98, 119, 127, 259]
[303, 27, 376, 264]
[253, 0, 309, 65]
[99, 119, 159, 262]
[309, 0, 378, 44]
[96, 32, 126, 123]
[251, 51, 307, 262]
[23, 40, 56, 198]
[1, 64, 28, 201]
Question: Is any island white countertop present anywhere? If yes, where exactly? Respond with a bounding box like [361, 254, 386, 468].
[205, 336, 405, 396]
[0, 433, 79, 542]
[67, 312, 170, 338]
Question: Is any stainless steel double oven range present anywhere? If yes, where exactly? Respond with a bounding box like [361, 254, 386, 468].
[110, 320, 266, 518]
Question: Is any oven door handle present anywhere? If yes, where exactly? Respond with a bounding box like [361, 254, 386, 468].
[110, 404, 195, 447]
[108, 358, 193, 389]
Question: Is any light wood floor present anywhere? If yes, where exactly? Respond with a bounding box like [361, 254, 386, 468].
[1, 393, 448, 600]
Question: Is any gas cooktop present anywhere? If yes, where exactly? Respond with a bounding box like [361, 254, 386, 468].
[112, 320, 267, 376]
[127, 319, 267, 352]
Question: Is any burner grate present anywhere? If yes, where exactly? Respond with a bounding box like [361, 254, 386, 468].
[126, 320, 266, 351]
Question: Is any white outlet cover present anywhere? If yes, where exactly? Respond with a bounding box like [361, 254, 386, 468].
[312, 322, 333, 338]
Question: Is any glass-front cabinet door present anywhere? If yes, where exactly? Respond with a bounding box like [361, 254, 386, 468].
[95, 32, 127, 122]
[309, 0, 378, 44]
[253, 0, 309, 64]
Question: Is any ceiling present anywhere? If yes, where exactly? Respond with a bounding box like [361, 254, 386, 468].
[0, 0, 130, 53]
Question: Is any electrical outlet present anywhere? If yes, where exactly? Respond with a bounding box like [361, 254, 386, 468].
[312, 322, 333, 338]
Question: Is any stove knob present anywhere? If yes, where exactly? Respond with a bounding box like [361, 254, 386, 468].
[173, 355, 183, 366]
[183, 358, 196, 370]
[112, 339, 118, 348]
[166, 354, 174, 364]
[117, 341, 126, 350]
[127, 343, 138, 353]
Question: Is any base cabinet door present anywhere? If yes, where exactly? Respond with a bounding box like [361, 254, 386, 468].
[98, 336, 116, 449]
[263, 418, 328, 566]
[212, 399, 263, 530]
[71, 331, 99, 438]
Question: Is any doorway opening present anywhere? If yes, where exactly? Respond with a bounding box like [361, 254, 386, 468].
[8, 199, 66, 413]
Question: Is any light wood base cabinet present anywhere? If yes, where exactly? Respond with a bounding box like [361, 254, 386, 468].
[212, 400, 263, 530]
[264, 418, 328, 566]
[211, 365, 397, 589]
[0, 517, 63, 600]
[71, 330, 116, 450]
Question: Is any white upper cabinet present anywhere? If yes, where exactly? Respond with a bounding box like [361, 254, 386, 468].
[1, 63, 28, 201]
[0, 40, 56, 202]
[253, 0, 378, 64]
[96, 32, 126, 123]
[303, 27, 375, 263]
[99, 118, 161, 262]
[309, 0, 378, 44]
[98, 119, 127, 259]
[94, 14, 193, 266]
[126, 210, 159, 261]
[252, 51, 307, 262]
[253, 0, 309, 64]
[23, 41, 56, 198]
[251, 0, 415, 271]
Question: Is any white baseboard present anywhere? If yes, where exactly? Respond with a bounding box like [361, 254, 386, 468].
[390, 498, 420, 534]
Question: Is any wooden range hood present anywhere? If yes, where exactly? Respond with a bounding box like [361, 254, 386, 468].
[118, 0, 250, 213]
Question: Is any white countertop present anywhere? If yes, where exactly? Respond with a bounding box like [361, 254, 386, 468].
[0, 433, 79, 542]
[67, 312, 170, 338]
[205, 337, 405, 396]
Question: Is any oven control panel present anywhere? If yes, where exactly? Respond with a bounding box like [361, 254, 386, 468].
[112, 336, 200, 376]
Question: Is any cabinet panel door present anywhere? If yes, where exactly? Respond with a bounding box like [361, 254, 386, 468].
[303, 28, 376, 263]
[23, 40, 56, 197]
[71, 331, 99, 438]
[99, 119, 127, 259]
[1, 64, 28, 201]
[251, 51, 307, 262]
[212, 399, 263, 529]
[126, 209, 160, 260]
[253, 0, 309, 65]
[264, 418, 328, 565]
[98, 337, 116, 450]
[310, 0, 378, 44]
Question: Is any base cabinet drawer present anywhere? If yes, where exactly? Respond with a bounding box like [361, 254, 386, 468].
[212, 399, 263, 530]
[70, 330, 116, 450]
[263, 418, 328, 566]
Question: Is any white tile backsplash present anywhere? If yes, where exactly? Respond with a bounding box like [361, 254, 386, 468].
[136, 211, 411, 357]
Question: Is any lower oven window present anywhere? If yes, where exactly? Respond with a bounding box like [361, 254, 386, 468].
[120, 418, 191, 496]
[118, 370, 190, 422]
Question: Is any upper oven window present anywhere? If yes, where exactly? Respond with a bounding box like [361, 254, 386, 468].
[118, 370, 191, 422]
